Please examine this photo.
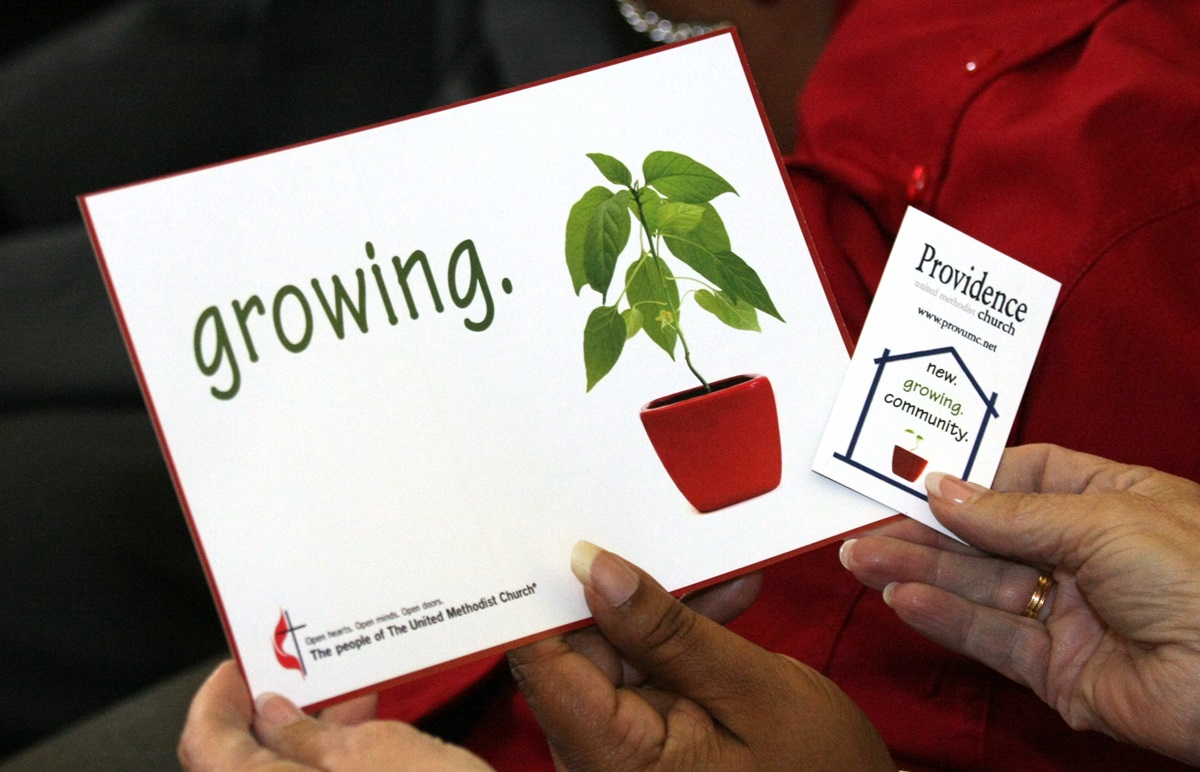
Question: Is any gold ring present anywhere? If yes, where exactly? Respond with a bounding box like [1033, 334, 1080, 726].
[1023, 571, 1054, 619]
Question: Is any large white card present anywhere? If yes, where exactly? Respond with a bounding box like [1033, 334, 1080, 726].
[81, 32, 889, 709]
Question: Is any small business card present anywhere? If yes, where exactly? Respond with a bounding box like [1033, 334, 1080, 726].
[814, 207, 1060, 538]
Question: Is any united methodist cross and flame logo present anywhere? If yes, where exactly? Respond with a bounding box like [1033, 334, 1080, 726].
[273, 609, 307, 677]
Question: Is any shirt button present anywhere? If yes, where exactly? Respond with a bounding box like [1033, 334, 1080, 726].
[906, 164, 929, 203]
[965, 50, 1001, 75]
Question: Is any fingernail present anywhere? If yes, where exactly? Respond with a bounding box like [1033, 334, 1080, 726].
[925, 471, 987, 505]
[571, 540, 639, 606]
[882, 582, 897, 607]
[255, 693, 303, 727]
[838, 539, 857, 570]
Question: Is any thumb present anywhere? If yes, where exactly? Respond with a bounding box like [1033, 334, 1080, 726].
[250, 694, 328, 768]
[567, 542, 840, 740]
[508, 541, 756, 769]
[925, 471, 1122, 569]
[573, 542, 777, 705]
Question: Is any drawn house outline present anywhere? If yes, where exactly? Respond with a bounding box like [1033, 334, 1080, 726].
[833, 346, 998, 501]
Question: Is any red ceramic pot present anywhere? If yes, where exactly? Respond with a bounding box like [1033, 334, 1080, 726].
[639, 374, 782, 513]
[891, 445, 928, 482]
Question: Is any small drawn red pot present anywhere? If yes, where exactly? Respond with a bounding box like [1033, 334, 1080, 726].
[891, 446, 928, 482]
[639, 374, 782, 513]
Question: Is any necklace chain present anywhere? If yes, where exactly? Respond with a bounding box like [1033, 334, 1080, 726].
[615, 1, 730, 44]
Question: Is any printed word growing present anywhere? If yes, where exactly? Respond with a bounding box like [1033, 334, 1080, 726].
[193, 238, 511, 400]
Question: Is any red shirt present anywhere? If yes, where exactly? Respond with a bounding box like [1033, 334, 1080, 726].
[770, 2, 1200, 768]
[382, 2, 1200, 768]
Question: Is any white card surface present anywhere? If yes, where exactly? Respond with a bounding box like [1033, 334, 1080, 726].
[81, 32, 890, 710]
[814, 208, 1061, 538]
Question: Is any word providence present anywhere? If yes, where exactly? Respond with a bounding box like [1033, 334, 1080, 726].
[915, 244, 1028, 335]
[193, 239, 511, 400]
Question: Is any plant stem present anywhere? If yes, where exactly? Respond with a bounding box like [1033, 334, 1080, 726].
[630, 187, 710, 390]
[677, 327, 710, 392]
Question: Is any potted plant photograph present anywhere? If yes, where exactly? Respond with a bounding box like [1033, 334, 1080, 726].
[565, 150, 785, 512]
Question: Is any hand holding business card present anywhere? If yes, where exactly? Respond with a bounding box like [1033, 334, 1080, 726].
[814, 208, 1061, 538]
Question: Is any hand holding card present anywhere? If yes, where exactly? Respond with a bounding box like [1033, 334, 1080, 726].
[81, 32, 889, 711]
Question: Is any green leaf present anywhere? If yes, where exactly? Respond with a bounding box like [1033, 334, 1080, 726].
[691, 204, 731, 252]
[662, 232, 725, 293]
[620, 307, 643, 340]
[695, 290, 761, 331]
[565, 186, 612, 295]
[643, 151, 737, 204]
[583, 190, 632, 297]
[661, 204, 730, 289]
[583, 305, 627, 391]
[715, 250, 785, 322]
[626, 255, 679, 358]
[656, 202, 706, 237]
[587, 153, 633, 187]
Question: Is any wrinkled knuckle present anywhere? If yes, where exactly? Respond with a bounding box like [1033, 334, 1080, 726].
[507, 638, 568, 691]
[1111, 462, 1157, 490]
[778, 654, 836, 699]
[507, 657, 533, 691]
[506, 647, 534, 685]
[635, 598, 698, 665]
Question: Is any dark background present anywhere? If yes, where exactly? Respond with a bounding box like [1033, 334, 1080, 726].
[0, 2, 646, 761]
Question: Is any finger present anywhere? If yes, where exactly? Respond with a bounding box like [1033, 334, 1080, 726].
[925, 470, 1145, 569]
[556, 571, 765, 692]
[566, 541, 824, 742]
[679, 571, 763, 624]
[254, 694, 491, 770]
[251, 694, 333, 766]
[989, 443, 1055, 493]
[509, 631, 698, 769]
[856, 516, 986, 556]
[841, 535, 1046, 615]
[885, 581, 1052, 698]
[178, 660, 280, 771]
[317, 692, 377, 726]
[560, 627, 627, 685]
